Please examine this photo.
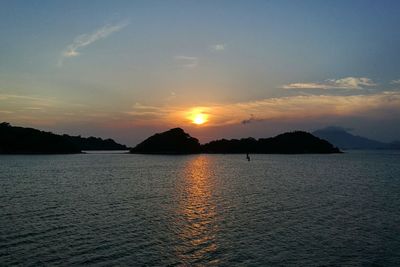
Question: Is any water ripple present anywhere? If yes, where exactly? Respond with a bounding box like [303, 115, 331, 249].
[1, 153, 400, 265]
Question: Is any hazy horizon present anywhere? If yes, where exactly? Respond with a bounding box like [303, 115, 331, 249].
[1, 1, 400, 146]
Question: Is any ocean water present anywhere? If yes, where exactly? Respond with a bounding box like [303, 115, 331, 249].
[1, 151, 400, 266]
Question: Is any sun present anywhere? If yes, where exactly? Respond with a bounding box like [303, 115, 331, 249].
[192, 113, 207, 125]
[186, 108, 209, 125]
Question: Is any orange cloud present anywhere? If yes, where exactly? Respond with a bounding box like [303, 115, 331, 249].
[126, 91, 400, 127]
[3, 91, 399, 130]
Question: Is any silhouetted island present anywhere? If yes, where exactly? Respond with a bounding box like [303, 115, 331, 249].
[202, 131, 341, 154]
[130, 128, 341, 154]
[130, 128, 201, 154]
[0, 122, 128, 154]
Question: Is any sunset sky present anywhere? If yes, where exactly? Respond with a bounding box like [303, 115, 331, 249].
[1, 0, 400, 145]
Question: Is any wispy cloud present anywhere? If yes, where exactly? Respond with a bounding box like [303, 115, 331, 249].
[391, 79, 400, 85]
[125, 91, 400, 127]
[165, 91, 177, 101]
[175, 56, 199, 68]
[0, 93, 56, 106]
[210, 43, 226, 51]
[283, 77, 376, 90]
[0, 93, 89, 126]
[125, 103, 173, 121]
[241, 114, 263, 124]
[59, 20, 129, 66]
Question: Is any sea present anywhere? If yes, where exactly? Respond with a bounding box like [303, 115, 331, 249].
[1, 151, 400, 266]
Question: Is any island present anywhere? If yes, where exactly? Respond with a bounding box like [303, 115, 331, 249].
[130, 128, 201, 154]
[130, 128, 341, 154]
[1, 123, 341, 155]
[0, 122, 128, 154]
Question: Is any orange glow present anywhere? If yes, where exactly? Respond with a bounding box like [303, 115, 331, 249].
[173, 155, 218, 264]
[187, 109, 209, 125]
[193, 113, 207, 125]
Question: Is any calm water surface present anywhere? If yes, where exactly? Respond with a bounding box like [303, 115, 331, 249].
[1, 151, 400, 266]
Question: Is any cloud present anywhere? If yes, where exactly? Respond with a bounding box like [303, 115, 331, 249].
[391, 79, 400, 85]
[175, 56, 198, 68]
[0, 93, 57, 106]
[0, 93, 89, 126]
[165, 91, 177, 101]
[241, 114, 263, 124]
[59, 20, 129, 66]
[210, 44, 226, 51]
[125, 91, 400, 127]
[128, 102, 164, 114]
[283, 77, 376, 90]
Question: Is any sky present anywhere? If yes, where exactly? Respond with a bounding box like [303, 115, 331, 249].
[1, 0, 400, 145]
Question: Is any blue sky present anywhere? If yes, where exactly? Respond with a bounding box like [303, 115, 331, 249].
[1, 1, 400, 144]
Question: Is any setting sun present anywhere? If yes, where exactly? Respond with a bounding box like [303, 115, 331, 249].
[193, 113, 207, 125]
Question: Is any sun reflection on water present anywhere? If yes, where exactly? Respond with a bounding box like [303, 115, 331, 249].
[174, 155, 220, 265]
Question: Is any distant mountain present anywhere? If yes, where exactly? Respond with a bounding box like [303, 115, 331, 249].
[312, 126, 391, 150]
[131, 128, 341, 154]
[0, 122, 128, 154]
[130, 128, 201, 154]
